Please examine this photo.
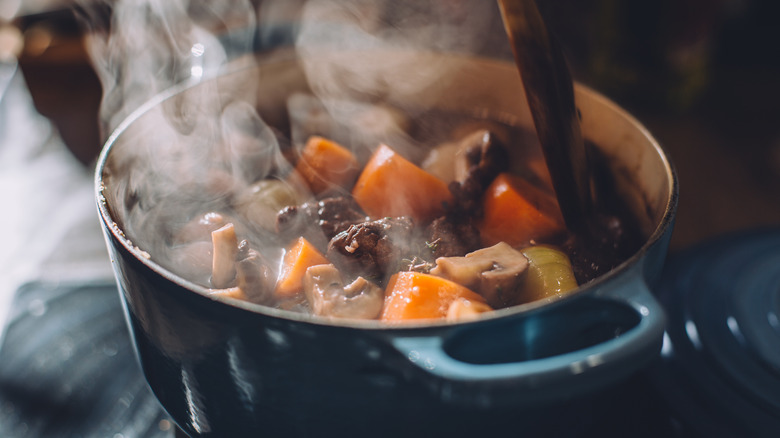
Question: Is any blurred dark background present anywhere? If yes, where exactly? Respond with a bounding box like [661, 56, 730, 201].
[8, 0, 780, 250]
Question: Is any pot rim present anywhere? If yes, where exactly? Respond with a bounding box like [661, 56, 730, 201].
[94, 52, 679, 331]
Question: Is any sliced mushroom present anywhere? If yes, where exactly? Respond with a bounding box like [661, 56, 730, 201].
[452, 129, 490, 183]
[421, 129, 490, 184]
[303, 264, 384, 320]
[207, 239, 275, 304]
[422, 130, 509, 217]
[430, 242, 529, 307]
[450, 120, 513, 152]
[211, 223, 239, 289]
[420, 140, 460, 183]
[235, 250, 274, 305]
[422, 129, 507, 186]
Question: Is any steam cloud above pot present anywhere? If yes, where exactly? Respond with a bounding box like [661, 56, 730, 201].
[90, 0, 648, 324]
[81, 0, 506, 288]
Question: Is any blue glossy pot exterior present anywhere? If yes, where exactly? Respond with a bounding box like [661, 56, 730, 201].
[97, 54, 677, 437]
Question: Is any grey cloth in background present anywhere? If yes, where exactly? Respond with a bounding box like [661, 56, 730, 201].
[0, 61, 113, 339]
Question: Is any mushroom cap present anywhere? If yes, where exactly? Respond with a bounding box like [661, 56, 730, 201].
[303, 264, 384, 319]
[431, 242, 529, 307]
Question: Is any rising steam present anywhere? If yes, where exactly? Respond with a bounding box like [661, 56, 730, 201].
[77, 0, 256, 133]
[85, 0, 505, 287]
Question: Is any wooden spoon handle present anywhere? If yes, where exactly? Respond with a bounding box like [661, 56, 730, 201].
[497, 0, 592, 235]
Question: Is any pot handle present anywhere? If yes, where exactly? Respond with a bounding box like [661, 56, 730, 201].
[391, 274, 665, 401]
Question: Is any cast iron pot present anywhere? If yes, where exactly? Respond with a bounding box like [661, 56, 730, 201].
[96, 52, 677, 437]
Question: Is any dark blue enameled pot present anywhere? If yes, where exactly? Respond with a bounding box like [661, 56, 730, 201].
[96, 52, 677, 437]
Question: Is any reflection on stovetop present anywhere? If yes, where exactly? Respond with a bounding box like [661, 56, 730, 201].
[0, 281, 172, 438]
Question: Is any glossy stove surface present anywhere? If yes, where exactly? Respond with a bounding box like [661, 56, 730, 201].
[0, 281, 173, 437]
[650, 228, 780, 438]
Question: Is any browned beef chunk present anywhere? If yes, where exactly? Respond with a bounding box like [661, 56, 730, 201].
[422, 131, 506, 260]
[425, 216, 481, 258]
[327, 217, 414, 281]
[276, 196, 368, 245]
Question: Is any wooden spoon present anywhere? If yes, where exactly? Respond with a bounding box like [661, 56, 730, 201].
[497, 0, 593, 236]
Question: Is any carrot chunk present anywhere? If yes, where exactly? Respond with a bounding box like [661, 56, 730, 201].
[275, 237, 330, 298]
[352, 144, 453, 223]
[381, 271, 490, 321]
[295, 136, 360, 194]
[477, 173, 566, 247]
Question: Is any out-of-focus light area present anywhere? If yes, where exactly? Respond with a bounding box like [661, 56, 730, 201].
[543, 0, 780, 249]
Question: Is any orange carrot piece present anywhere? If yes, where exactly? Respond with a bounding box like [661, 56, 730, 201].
[352, 144, 453, 224]
[275, 237, 330, 298]
[381, 271, 489, 321]
[477, 173, 566, 247]
[295, 136, 360, 194]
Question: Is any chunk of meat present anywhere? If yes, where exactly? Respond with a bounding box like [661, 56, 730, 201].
[419, 130, 509, 261]
[425, 216, 481, 258]
[276, 196, 369, 252]
[303, 264, 384, 319]
[326, 217, 414, 281]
